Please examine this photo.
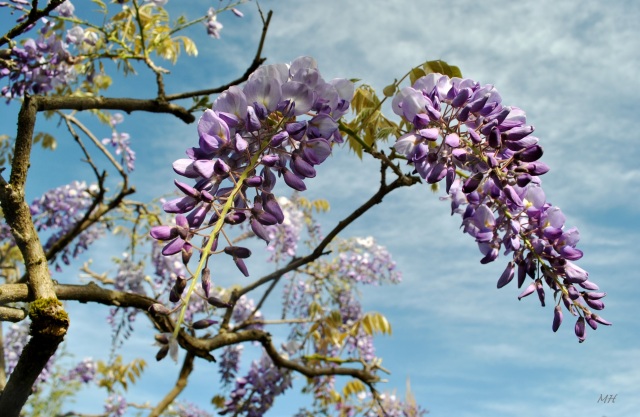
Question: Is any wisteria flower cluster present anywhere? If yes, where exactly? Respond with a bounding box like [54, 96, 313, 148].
[391, 73, 610, 341]
[150, 56, 354, 313]
[1, 180, 107, 274]
[220, 353, 293, 416]
[27, 181, 106, 271]
[102, 113, 136, 172]
[333, 236, 402, 285]
[264, 196, 304, 262]
[0, 17, 76, 99]
[3, 321, 55, 389]
[280, 234, 401, 366]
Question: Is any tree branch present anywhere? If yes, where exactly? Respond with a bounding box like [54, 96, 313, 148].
[37, 96, 195, 124]
[0, 96, 67, 416]
[0, 282, 382, 386]
[147, 351, 195, 417]
[237, 168, 420, 299]
[164, 10, 272, 102]
[0, 0, 66, 47]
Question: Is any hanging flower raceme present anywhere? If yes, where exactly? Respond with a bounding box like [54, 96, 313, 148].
[150, 56, 354, 327]
[392, 73, 610, 341]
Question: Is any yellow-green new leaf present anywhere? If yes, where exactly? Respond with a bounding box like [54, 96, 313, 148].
[409, 67, 427, 85]
[343, 380, 366, 398]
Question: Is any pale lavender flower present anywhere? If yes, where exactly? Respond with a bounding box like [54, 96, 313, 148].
[62, 357, 97, 383]
[102, 129, 136, 172]
[104, 394, 128, 417]
[55, 1, 75, 17]
[204, 8, 223, 38]
[221, 353, 293, 416]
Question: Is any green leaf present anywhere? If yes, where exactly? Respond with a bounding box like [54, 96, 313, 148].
[423, 60, 463, 78]
[409, 67, 427, 85]
[91, 0, 107, 12]
[343, 379, 366, 398]
[33, 132, 57, 151]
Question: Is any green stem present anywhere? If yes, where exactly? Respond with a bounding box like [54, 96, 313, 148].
[172, 141, 267, 340]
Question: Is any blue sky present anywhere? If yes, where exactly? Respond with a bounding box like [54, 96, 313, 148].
[2, 0, 640, 416]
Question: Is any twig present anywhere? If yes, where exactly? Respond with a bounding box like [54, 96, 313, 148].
[147, 351, 195, 417]
[164, 10, 273, 102]
[0, 0, 66, 47]
[37, 96, 195, 124]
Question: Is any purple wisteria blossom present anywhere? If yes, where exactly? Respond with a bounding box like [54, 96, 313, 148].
[26, 181, 106, 272]
[104, 394, 128, 417]
[102, 113, 136, 172]
[219, 344, 243, 386]
[55, 1, 75, 17]
[107, 254, 147, 346]
[334, 237, 402, 285]
[61, 357, 97, 384]
[0, 19, 76, 99]
[220, 353, 293, 416]
[171, 401, 214, 417]
[3, 321, 55, 389]
[281, 235, 401, 369]
[264, 196, 304, 262]
[150, 57, 353, 331]
[361, 391, 428, 417]
[204, 8, 223, 38]
[392, 72, 610, 341]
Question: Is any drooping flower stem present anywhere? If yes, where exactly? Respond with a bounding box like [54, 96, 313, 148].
[172, 139, 269, 340]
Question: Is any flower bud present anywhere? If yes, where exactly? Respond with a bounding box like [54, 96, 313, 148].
[497, 262, 515, 288]
[149, 303, 172, 315]
[207, 296, 232, 308]
[169, 276, 187, 303]
[552, 305, 563, 332]
[234, 257, 249, 277]
[192, 318, 219, 329]
[535, 280, 545, 307]
[575, 316, 586, 343]
[156, 344, 170, 361]
[201, 267, 211, 298]
[224, 246, 252, 259]
[462, 172, 484, 194]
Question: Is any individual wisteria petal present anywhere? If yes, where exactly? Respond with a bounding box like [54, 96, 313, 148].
[280, 81, 314, 116]
[244, 76, 282, 112]
[198, 110, 230, 153]
[535, 280, 545, 307]
[169, 276, 187, 303]
[250, 218, 270, 243]
[173, 159, 200, 178]
[162, 237, 187, 256]
[234, 257, 249, 277]
[496, 262, 515, 288]
[163, 196, 198, 213]
[302, 138, 331, 165]
[262, 193, 285, 223]
[201, 267, 211, 297]
[150, 225, 177, 241]
[283, 169, 307, 191]
[518, 282, 536, 300]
